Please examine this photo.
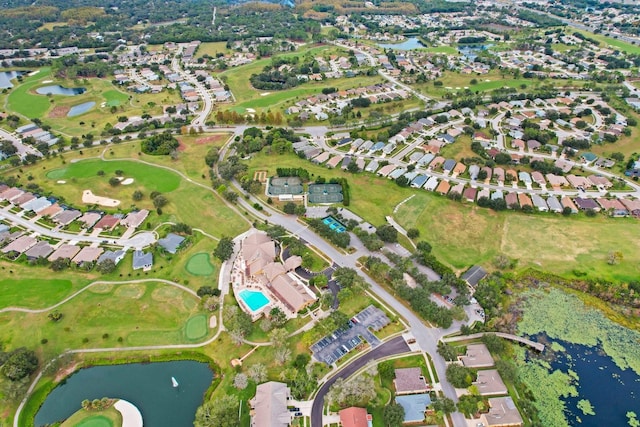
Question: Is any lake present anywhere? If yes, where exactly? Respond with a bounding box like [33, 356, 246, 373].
[0, 71, 23, 89]
[377, 37, 425, 50]
[546, 336, 640, 426]
[34, 360, 213, 427]
[36, 85, 85, 96]
[67, 101, 96, 117]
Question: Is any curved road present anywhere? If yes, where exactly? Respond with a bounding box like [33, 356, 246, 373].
[310, 336, 411, 427]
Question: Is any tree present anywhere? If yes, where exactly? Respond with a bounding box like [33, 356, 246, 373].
[269, 328, 289, 347]
[108, 177, 121, 187]
[383, 403, 405, 427]
[376, 224, 398, 243]
[153, 195, 169, 209]
[248, 363, 268, 384]
[446, 364, 475, 388]
[607, 251, 623, 265]
[283, 202, 296, 214]
[269, 307, 287, 327]
[327, 374, 377, 407]
[214, 237, 235, 261]
[132, 190, 144, 201]
[1, 348, 39, 381]
[378, 360, 395, 381]
[431, 396, 456, 415]
[407, 228, 420, 239]
[96, 259, 117, 274]
[233, 373, 248, 390]
[197, 286, 221, 298]
[141, 132, 179, 155]
[194, 395, 240, 427]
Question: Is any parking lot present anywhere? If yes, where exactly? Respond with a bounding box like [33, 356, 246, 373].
[311, 305, 390, 365]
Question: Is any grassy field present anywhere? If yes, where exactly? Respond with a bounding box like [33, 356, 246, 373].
[185, 253, 215, 276]
[196, 42, 230, 59]
[414, 70, 533, 99]
[424, 46, 458, 55]
[12, 145, 249, 238]
[5, 67, 182, 136]
[218, 44, 385, 114]
[60, 407, 122, 427]
[396, 192, 640, 281]
[571, 29, 640, 55]
[0, 281, 205, 361]
[0, 278, 75, 310]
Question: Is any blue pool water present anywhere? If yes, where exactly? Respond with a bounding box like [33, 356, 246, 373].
[322, 216, 346, 233]
[67, 101, 96, 117]
[36, 84, 85, 96]
[239, 289, 270, 312]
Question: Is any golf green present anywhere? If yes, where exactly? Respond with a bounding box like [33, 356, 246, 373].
[46, 168, 68, 179]
[185, 253, 215, 276]
[47, 160, 180, 192]
[75, 415, 114, 427]
[185, 314, 207, 340]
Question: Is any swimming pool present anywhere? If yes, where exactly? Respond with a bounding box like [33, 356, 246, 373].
[238, 289, 270, 312]
[322, 216, 346, 233]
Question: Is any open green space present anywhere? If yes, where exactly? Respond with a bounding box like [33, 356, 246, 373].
[60, 406, 122, 427]
[0, 281, 205, 361]
[414, 70, 533, 99]
[7, 67, 54, 118]
[571, 28, 640, 55]
[5, 67, 182, 136]
[185, 314, 208, 340]
[196, 42, 230, 58]
[424, 46, 458, 55]
[396, 192, 640, 281]
[186, 253, 215, 276]
[48, 159, 181, 193]
[18, 149, 249, 238]
[0, 278, 75, 310]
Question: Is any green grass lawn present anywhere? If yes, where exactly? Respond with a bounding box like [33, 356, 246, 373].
[5, 67, 182, 136]
[414, 70, 534, 99]
[49, 159, 181, 193]
[7, 67, 54, 118]
[196, 42, 230, 58]
[396, 192, 640, 281]
[185, 253, 215, 276]
[185, 314, 208, 340]
[571, 29, 640, 55]
[0, 278, 75, 310]
[0, 281, 205, 361]
[424, 46, 458, 55]
[15, 147, 249, 238]
[60, 407, 122, 427]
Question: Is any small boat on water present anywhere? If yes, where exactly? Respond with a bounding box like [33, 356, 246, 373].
[171, 377, 179, 388]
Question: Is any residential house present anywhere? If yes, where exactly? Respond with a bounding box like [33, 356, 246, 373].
[158, 233, 185, 254]
[339, 407, 371, 427]
[250, 382, 291, 427]
[474, 369, 508, 396]
[479, 397, 523, 427]
[460, 343, 494, 368]
[133, 250, 153, 271]
[395, 394, 431, 424]
[394, 368, 429, 395]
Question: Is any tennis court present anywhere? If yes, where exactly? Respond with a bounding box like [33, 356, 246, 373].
[267, 176, 304, 196]
[308, 183, 343, 204]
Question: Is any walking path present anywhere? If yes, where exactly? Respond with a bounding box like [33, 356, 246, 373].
[443, 332, 545, 352]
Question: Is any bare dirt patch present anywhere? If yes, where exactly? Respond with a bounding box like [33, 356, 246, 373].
[195, 135, 225, 145]
[49, 106, 70, 118]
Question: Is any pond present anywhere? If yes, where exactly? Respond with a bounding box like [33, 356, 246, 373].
[516, 287, 640, 426]
[36, 85, 86, 96]
[0, 71, 23, 89]
[377, 37, 425, 50]
[33, 360, 213, 427]
[546, 336, 640, 426]
[67, 101, 96, 117]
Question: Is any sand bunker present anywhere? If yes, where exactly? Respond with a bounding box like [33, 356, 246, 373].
[42, 80, 53, 83]
[82, 190, 121, 207]
[57, 180, 66, 184]
[260, 92, 271, 96]
[121, 178, 134, 185]
[246, 108, 256, 113]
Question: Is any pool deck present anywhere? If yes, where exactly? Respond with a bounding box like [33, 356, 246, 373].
[114, 399, 143, 427]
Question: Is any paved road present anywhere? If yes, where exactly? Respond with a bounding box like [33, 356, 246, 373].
[310, 336, 411, 427]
